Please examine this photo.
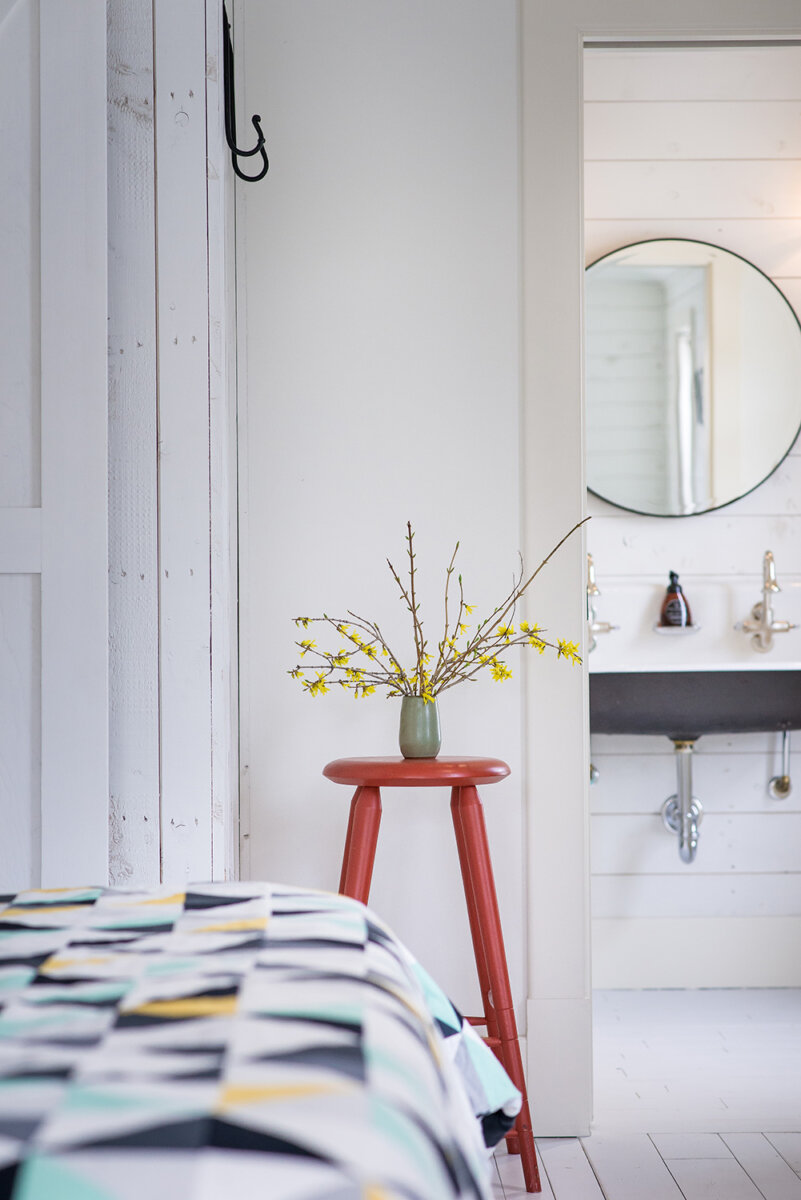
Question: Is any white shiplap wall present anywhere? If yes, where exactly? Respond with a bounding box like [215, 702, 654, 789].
[585, 46, 801, 988]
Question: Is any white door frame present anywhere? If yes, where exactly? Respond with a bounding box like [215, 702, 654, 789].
[520, 0, 801, 1134]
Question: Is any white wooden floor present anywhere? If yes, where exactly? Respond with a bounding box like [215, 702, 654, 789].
[492, 989, 801, 1200]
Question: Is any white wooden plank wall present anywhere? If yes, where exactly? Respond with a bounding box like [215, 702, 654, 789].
[586, 276, 670, 511]
[106, 0, 237, 886]
[107, 0, 161, 886]
[585, 46, 801, 988]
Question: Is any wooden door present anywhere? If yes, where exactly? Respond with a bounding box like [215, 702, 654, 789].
[0, 0, 108, 888]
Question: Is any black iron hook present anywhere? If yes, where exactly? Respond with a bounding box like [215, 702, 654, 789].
[223, 5, 269, 183]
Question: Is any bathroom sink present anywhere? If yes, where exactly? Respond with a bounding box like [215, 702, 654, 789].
[590, 669, 801, 740]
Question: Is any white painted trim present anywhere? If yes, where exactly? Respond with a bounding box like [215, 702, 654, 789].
[0, 510, 41, 573]
[153, 0, 214, 883]
[232, 0, 252, 881]
[206, 0, 240, 881]
[527, 997, 593, 1138]
[520, 0, 801, 1135]
[39, 0, 108, 886]
[520, 0, 592, 1138]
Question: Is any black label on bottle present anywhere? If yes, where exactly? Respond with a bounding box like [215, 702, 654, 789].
[663, 597, 687, 626]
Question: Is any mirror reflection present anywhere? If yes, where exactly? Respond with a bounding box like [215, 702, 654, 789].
[585, 239, 801, 517]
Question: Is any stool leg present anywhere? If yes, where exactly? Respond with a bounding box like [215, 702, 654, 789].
[450, 788, 501, 1050]
[338, 786, 382, 905]
[451, 785, 541, 1194]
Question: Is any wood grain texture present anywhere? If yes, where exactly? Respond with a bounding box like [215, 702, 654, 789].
[592, 873, 801, 920]
[107, 0, 161, 887]
[722, 1133, 801, 1199]
[537, 1138, 605, 1199]
[584, 47, 801, 103]
[586, 100, 801, 161]
[206, 0, 239, 882]
[593, 916, 801, 987]
[154, 0, 213, 883]
[581, 1133, 685, 1200]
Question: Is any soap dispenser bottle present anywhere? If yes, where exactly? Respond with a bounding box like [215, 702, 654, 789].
[659, 571, 692, 628]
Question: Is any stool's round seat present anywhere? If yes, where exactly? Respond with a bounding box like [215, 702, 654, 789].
[323, 756, 510, 788]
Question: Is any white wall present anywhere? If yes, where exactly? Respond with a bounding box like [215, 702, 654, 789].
[239, 0, 541, 1020]
[585, 46, 801, 987]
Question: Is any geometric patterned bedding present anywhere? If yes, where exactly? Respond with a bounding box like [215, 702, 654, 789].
[0, 882, 521, 1199]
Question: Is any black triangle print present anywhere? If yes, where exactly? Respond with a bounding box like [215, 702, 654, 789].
[0, 1161, 19, 1200]
[97, 922, 175, 935]
[184, 892, 259, 910]
[73, 1117, 210, 1151]
[210, 1118, 329, 1160]
[257, 1044, 365, 1081]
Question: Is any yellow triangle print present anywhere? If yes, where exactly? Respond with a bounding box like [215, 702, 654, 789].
[132, 996, 238, 1018]
[219, 1082, 350, 1108]
[195, 918, 267, 933]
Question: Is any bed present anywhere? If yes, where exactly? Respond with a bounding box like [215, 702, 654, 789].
[0, 882, 521, 1199]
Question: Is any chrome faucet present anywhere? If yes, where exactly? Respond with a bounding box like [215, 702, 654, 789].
[737, 550, 797, 653]
[587, 554, 618, 652]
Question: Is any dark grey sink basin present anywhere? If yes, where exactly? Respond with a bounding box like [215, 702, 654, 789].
[590, 670, 801, 740]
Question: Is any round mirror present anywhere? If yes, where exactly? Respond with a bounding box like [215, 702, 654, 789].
[585, 239, 801, 517]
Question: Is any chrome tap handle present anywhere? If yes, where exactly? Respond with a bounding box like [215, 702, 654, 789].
[587, 553, 600, 598]
[763, 550, 780, 593]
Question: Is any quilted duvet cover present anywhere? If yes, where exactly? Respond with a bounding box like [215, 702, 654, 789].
[0, 882, 521, 1200]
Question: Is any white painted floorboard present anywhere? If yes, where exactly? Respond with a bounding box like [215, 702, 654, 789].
[491, 990, 801, 1200]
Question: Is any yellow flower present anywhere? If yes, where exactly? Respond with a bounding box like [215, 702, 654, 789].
[346, 667, 363, 681]
[422, 692, 435, 704]
[519, 621, 530, 633]
[299, 639, 316, 656]
[458, 623, 469, 635]
[490, 660, 513, 682]
[303, 672, 329, 697]
[294, 617, 311, 628]
[336, 623, 350, 636]
[288, 668, 304, 679]
[497, 625, 514, 642]
[363, 643, 377, 659]
[349, 630, 362, 645]
[331, 651, 349, 668]
[528, 635, 546, 655]
[464, 604, 475, 615]
[557, 638, 581, 666]
[355, 684, 376, 699]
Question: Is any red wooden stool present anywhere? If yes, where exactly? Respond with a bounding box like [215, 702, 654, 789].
[323, 756, 541, 1193]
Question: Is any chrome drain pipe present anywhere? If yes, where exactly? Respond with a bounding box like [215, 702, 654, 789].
[769, 728, 792, 800]
[661, 739, 703, 864]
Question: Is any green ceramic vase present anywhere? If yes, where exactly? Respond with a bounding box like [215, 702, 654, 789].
[399, 696, 441, 759]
